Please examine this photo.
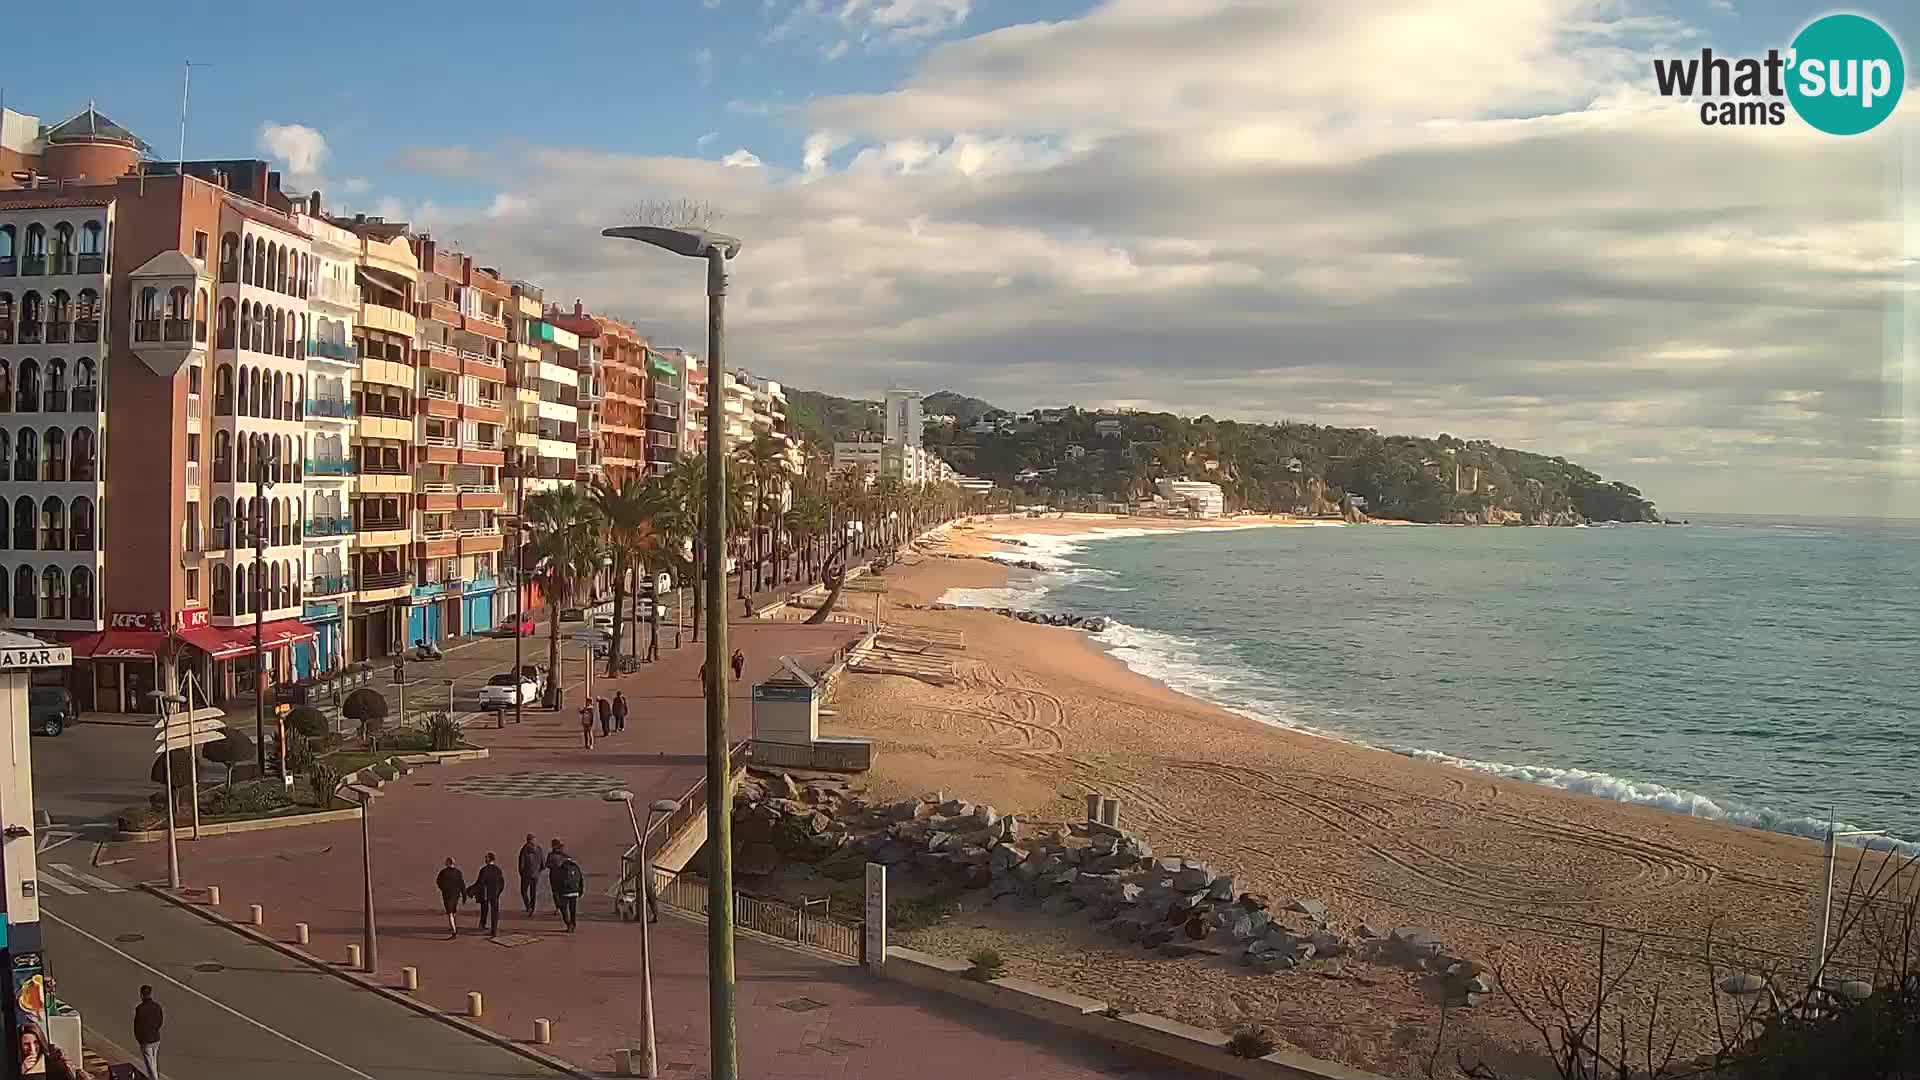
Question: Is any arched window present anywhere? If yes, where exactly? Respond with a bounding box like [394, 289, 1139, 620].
[196, 287, 209, 343]
[213, 564, 231, 615]
[46, 291, 70, 344]
[70, 566, 94, 620]
[13, 565, 36, 619]
[40, 497, 64, 550]
[211, 496, 230, 547]
[41, 567, 65, 619]
[278, 248, 289, 294]
[74, 358, 96, 410]
[0, 292, 12, 346]
[18, 291, 42, 343]
[221, 232, 240, 282]
[74, 288, 99, 343]
[215, 363, 233, 415]
[49, 224, 73, 274]
[70, 497, 94, 551]
[272, 371, 285, 420]
[235, 497, 250, 547]
[239, 302, 254, 355]
[217, 297, 235, 350]
[235, 561, 249, 616]
[12, 497, 34, 551]
[242, 365, 256, 416]
[273, 308, 287, 358]
[242, 235, 254, 283]
[269, 498, 282, 545]
[13, 429, 36, 480]
[251, 302, 264, 352]
[0, 225, 13, 268]
[70, 427, 94, 481]
[135, 287, 160, 342]
[22, 225, 46, 275]
[282, 559, 294, 608]
[214, 430, 232, 483]
[42, 428, 65, 482]
[44, 358, 65, 411]
[78, 220, 103, 255]
[236, 434, 250, 486]
[15, 359, 37, 412]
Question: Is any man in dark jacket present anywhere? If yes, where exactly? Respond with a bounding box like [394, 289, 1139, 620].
[544, 838, 569, 917]
[435, 857, 466, 939]
[550, 852, 585, 932]
[516, 834, 543, 916]
[612, 690, 628, 732]
[597, 696, 612, 737]
[472, 852, 506, 937]
[133, 985, 163, 1079]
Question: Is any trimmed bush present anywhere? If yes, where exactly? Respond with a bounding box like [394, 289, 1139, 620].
[202, 782, 292, 818]
[965, 948, 1005, 982]
[305, 762, 343, 809]
[201, 731, 256, 790]
[1228, 1025, 1276, 1059]
[285, 706, 330, 739]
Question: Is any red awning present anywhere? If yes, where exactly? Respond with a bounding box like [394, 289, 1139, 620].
[67, 629, 166, 660]
[177, 619, 316, 660]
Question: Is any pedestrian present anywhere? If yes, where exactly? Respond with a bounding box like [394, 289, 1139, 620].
[133, 985, 163, 1080]
[435, 857, 466, 939]
[730, 648, 745, 681]
[544, 838, 569, 918]
[612, 690, 628, 733]
[517, 833, 544, 916]
[699, 661, 708, 696]
[473, 852, 506, 937]
[597, 695, 612, 738]
[550, 850, 585, 932]
[579, 702, 595, 749]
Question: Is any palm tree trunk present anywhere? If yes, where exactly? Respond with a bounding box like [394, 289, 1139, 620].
[690, 551, 703, 642]
[608, 575, 627, 677]
[547, 600, 563, 701]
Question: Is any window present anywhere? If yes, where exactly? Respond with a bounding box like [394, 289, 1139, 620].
[220, 233, 239, 282]
[193, 231, 208, 260]
[71, 566, 95, 620]
[13, 565, 35, 619]
[18, 291, 42, 343]
[0, 431, 7, 480]
[74, 289, 99, 343]
[41, 566, 65, 619]
[215, 364, 233, 415]
[70, 498, 93, 551]
[74, 358, 97, 410]
[44, 358, 65, 411]
[213, 431, 231, 483]
[185, 502, 199, 552]
[14, 428, 36, 480]
[70, 427, 94, 481]
[184, 567, 198, 603]
[188, 433, 201, 463]
[79, 221, 103, 255]
[189, 364, 201, 395]
[40, 497, 65, 550]
[43, 428, 65, 481]
[12, 497, 33, 551]
[213, 565, 230, 616]
[212, 497, 230, 548]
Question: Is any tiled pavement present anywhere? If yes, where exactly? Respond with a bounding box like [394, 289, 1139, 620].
[115, 617, 1195, 1079]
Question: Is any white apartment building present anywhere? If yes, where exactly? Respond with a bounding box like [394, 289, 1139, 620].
[1155, 479, 1225, 517]
[885, 387, 923, 448]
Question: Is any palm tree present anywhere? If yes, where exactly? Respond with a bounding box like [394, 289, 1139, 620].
[523, 485, 602, 699]
[740, 434, 787, 593]
[588, 472, 653, 675]
[664, 454, 750, 640]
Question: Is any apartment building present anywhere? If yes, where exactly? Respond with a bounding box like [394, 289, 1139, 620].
[642, 347, 681, 476]
[736, 370, 803, 472]
[544, 301, 665, 485]
[525, 314, 581, 492]
[407, 237, 509, 644]
[288, 202, 358, 677]
[0, 105, 344, 710]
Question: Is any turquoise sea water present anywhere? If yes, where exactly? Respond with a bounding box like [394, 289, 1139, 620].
[944, 517, 1920, 849]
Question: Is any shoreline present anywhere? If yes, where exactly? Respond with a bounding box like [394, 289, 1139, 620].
[823, 514, 1906, 1077]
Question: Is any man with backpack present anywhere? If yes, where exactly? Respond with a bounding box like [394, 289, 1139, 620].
[550, 851, 585, 932]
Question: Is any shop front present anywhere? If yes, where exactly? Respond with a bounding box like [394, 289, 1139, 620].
[59, 611, 175, 714]
[295, 600, 347, 681]
[350, 602, 399, 663]
[462, 580, 499, 637]
[174, 618, 317, 706]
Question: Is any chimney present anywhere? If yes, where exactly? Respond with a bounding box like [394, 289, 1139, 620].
[309, 190, 322, 216]
[574, 300, 584, 316]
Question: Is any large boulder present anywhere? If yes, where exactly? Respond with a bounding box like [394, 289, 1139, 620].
[1172, 865, 1213, 892]
[736, 842, 779, 877]
[1286, 897, 1329, 922]
[873, 841, 911, 866]
[1206, 875, 1235, 902]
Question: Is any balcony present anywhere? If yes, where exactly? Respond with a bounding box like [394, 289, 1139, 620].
[21, 256, 46, 276]
[306, 340, 355, 362]
[305, 397, 354, 419]
[357, 570, 408, 591]
[77, 254, 103, 275]
[422, 433, 457, 448]
[47, 322, 70, 344]
[305, 456, 355, 476]
[73, 387, 98, 412]
[306, 515, 353, 536]
[309, 574, 352, 597]
[69, 317, 97, 344]
[18, 320, 43, 344]
[49, 254, 74, 275]
[0, 257, 12, 276]
[41, 389, 66, 412]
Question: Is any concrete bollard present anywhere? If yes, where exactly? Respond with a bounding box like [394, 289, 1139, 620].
[248, 904, 264, 926]
[533, 1018, 552, 1046]
[1085, 793, 1103, 824]
[467, 991, 483, 1018]
[206, 885, 222, 906]
[1099, 797, 1121, 829]
[612, 1048, 633, 1075]
[347, 944, 363, 970]
[400, 966, 419, 991]
[294, 922, 310, 945]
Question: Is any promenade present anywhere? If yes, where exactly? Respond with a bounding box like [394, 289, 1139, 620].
[114, 614, 1192, 1079]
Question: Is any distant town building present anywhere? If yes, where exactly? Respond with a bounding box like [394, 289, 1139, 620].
[884, 387, 923, 449]
[1154, 479, 1225, 517]
[1094, 418, 1123, 438]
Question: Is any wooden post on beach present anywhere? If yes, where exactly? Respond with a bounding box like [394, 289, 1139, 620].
[1100, 798, 1121, 830]
[1085, 794, 1103, 824]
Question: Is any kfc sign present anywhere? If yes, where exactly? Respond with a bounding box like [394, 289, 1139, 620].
[179, 607, 210, 629]
[109, 611, 166, 631]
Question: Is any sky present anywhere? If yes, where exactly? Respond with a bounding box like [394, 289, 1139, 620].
[5, 0, 1918, 516]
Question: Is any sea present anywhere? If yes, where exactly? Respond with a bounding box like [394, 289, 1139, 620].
[940, 516, 1920, 852]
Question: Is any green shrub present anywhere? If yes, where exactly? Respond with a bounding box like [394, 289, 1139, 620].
[1228, 1025, 1276, 1059]
[117, 806, 165, 832]
[201, 731, 256, 790]
[201, 782, 293, 818]
[427, 711, 461, 752]
[285, 706, 331, 739]
[284, 732, 315, 773]
[965, 948, 1005, 982]
[305, 763, 343, 809]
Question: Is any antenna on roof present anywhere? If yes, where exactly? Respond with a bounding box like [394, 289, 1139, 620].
[178, 60, 196, 171]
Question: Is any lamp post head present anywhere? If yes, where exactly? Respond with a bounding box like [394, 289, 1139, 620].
[649, 799, 679, 814]
[602, 226, 742, 261]
[604, 789, 636, 803]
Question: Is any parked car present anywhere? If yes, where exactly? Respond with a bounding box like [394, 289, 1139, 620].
[29, 686, 75, 737]
[477, 672, 540, 709]
[493, 615, 537, 638]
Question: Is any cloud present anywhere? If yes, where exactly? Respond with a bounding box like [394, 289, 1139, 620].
[720, 148, 764, 168]
[258, 123, 329, 176]
[696, 132, 721, 150]
[341, 176, 371, 194]
[382, 0, 1920, 517]
[821, 39, 850, 62]
[694, 47, 714, 86]
[772, 0, 972, 47]
[726, 99, 780, 117]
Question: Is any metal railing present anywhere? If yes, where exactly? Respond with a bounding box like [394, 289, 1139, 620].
[422, 434, 457, 448]
[73, 319, 99, 343]
[306, 515, 353, 536]
[309, 574, 352, 596]
[306, 457, 355, 476]
[424, 385, 457, 401]
[420, 482, 457, 494]
[306, 397, 354, 419]
[646, 866, 863, 961]
[357, 570, 407, 590]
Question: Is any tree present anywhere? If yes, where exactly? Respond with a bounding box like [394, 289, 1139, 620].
[342, 688, 388, 749]
[201, 730, 255, 790]
[740, 433, 789, 593]
[664, 453, 750, 640]
[285, 705, 329, 740]
[524, 485, 603, 697]
[589, 472, 652, 675]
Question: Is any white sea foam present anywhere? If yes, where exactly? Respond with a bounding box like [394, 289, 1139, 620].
[1087, 620, 1920, 855]
[937, 584, 1053, 608]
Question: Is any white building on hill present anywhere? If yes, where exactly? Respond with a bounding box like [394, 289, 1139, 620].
[1155, 479, 1225, 517]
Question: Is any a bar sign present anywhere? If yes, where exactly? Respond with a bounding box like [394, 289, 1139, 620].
[0, 647, 71, 670]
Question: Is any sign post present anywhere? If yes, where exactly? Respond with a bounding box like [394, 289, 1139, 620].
[864, 862, 886, 969]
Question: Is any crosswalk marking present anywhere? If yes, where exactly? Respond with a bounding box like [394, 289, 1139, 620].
[33, 871, 83, 895]
[47, 863, 124, 892]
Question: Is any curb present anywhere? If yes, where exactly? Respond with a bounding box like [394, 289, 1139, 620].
[139, 883, 593, 1079]
[114, 806, 363, 843]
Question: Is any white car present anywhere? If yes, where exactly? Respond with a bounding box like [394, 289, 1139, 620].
[591, 612, 615, 635]
[478, 673, 539, 709]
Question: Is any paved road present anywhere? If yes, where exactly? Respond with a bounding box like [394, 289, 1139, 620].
[42, 885, 565, 1080]
[31, 720, 157, 828]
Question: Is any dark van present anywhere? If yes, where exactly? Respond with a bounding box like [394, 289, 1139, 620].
[29, 686, 76, 736]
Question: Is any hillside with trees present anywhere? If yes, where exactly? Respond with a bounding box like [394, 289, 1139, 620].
[789, 390, 1659, 524]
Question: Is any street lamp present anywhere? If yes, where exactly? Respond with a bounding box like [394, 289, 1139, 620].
[601, 222, 743, 1080]
[147, 689, 187, 890]
[349, 779, 383, 974]
[605, 790, 680, 1079]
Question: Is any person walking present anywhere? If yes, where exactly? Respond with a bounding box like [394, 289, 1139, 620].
[730, 648, 746, 681]
[473, 852, 506, 938]
[544, 838, 569, 919]
[578, 702, 595, 749]
[612, 690, 628, 733]
[133, 985, 163, 1079]
[435, 857, 466, 939]
[597, 695, 612, 738]
[516, 834, 544, 916]
[551, 850, 585, 932]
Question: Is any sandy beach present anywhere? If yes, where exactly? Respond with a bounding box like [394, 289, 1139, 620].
[818, 514, 1891, 1078]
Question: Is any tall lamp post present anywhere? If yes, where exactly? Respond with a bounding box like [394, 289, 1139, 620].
[605, 790, 680, 1078]
[601, 222, 743, 1080]
[251, 435, 277, 773]
[514, 447, 528, 724]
